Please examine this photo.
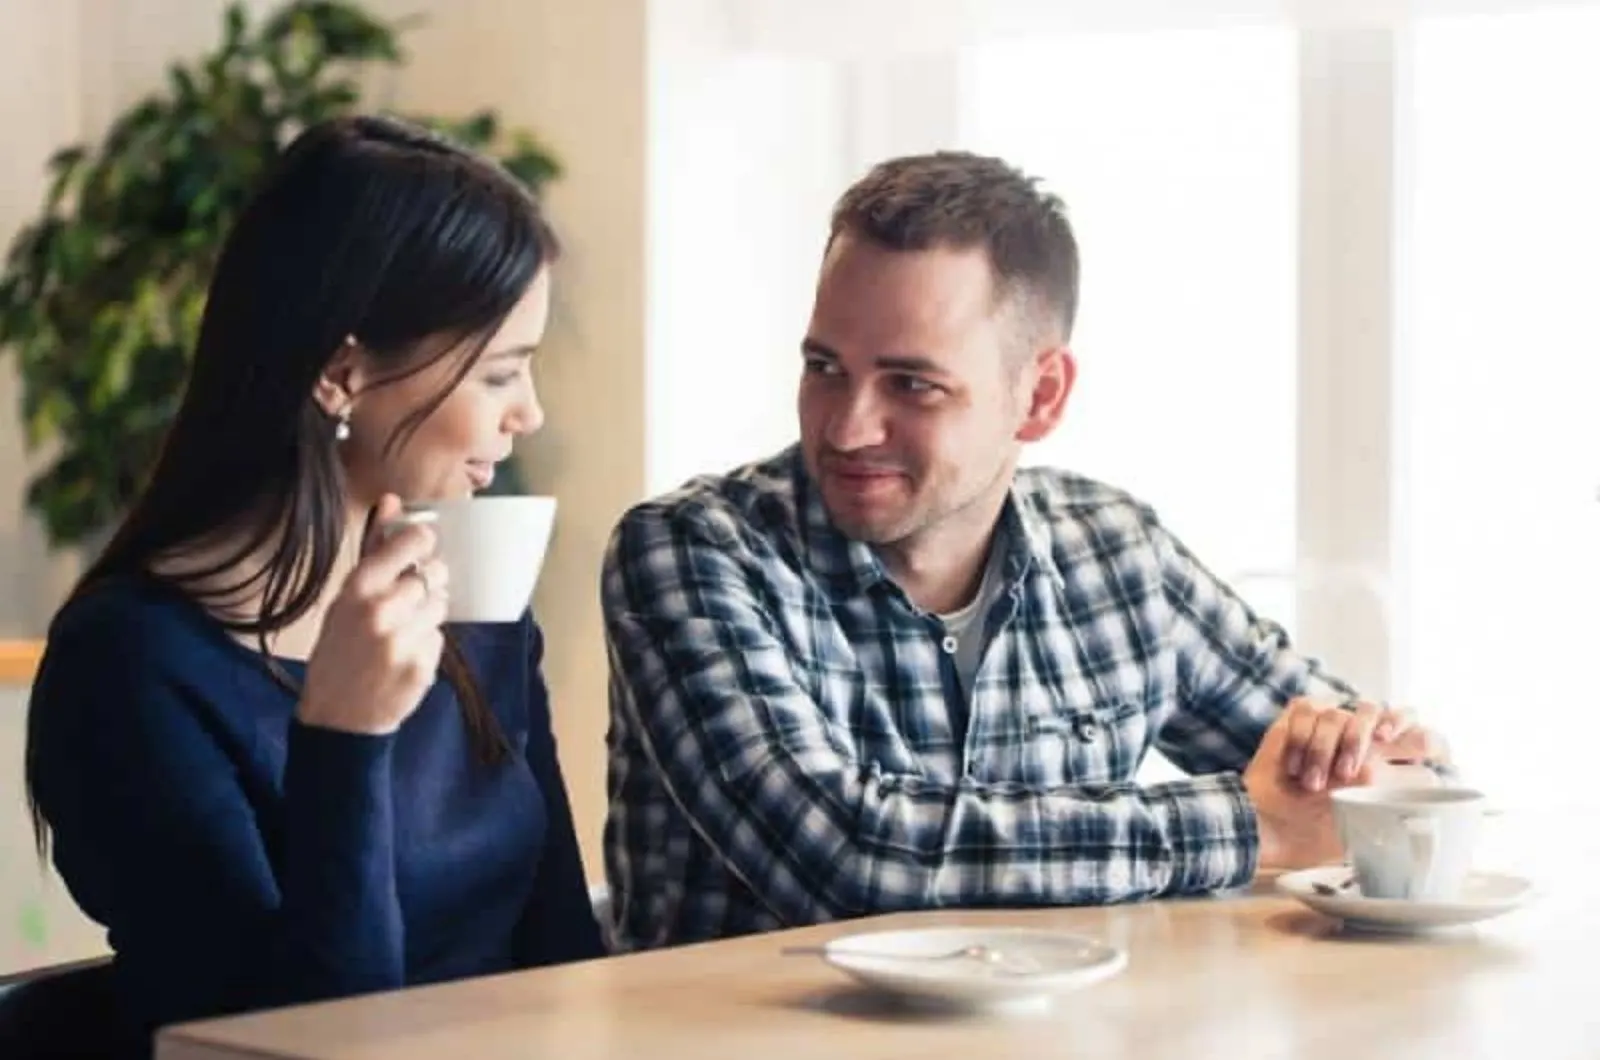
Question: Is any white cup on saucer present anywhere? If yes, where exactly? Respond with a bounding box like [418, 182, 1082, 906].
[385, 496, 556, 623]
[1331, 786, 1487, 901]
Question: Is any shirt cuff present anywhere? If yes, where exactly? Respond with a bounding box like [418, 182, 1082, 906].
[1146, 772, 1260, 895]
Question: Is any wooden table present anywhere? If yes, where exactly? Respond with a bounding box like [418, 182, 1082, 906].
[156, 821, 1597, 1060]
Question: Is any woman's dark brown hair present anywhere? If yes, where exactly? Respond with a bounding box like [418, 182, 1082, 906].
[25, 113, 557, 855]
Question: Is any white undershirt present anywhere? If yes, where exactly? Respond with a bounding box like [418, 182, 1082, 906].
[935, 541, 1009, 696]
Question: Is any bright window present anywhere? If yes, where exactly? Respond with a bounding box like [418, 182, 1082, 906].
[959, 28, 1300, 629]
[1397, 6, 1600, 806]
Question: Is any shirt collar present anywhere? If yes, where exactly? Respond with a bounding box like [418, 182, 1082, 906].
[792, 452, 1065, 602]
[1004, 477, 1067, 592]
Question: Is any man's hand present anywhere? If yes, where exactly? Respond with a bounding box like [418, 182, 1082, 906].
[1279, 697, 1445, 792]
[1243, 707, 1346, 870]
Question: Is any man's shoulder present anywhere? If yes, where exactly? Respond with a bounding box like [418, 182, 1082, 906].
[611, 447, 803, 555]
[1012, 464, 1161, 539]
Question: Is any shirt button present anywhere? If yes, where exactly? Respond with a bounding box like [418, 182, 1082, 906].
[941, 635, 958, 654]
[1072, 716, 1100, 742]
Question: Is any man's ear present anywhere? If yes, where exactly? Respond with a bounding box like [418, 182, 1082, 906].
[1016, 346, 1076, 443]
[311, 335, 362, 417]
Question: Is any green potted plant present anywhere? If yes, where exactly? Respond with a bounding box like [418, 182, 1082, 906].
[0, 0, 557, 550]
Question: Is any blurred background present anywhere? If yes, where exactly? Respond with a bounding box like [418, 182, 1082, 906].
[1, 0, 1595, 973]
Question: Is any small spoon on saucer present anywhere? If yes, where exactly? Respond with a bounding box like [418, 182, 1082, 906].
[1310, 875, 1358, 897]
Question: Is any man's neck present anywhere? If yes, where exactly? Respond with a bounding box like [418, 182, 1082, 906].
[877, 498, 1009, 616]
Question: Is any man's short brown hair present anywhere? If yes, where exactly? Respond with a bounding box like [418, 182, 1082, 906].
[829, 151, 1080, 343]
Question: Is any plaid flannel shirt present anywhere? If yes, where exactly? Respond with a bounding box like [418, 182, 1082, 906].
[601, 446, 1354, 951]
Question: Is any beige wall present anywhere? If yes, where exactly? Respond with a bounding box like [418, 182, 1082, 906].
[0, 0, 85, 636]
[0, 0, 649, 928]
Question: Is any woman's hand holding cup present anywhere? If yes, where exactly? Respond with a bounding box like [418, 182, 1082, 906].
[298, 494, 450, 735]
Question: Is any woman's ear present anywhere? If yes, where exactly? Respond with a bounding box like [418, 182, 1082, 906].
[311, 335, 362, 417]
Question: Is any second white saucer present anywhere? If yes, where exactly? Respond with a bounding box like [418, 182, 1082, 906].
[1277, 865, 1537, 932]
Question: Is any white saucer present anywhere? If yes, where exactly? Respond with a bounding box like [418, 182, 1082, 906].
[1277, 866, 1537, 933]
[807, 926, 1126, 1013]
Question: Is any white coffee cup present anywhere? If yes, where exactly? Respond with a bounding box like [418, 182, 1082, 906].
[385, 496, 556, 623]
[1331, 786, 1486, 901]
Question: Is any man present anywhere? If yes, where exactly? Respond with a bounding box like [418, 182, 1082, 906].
[600, 151, 1442, 952]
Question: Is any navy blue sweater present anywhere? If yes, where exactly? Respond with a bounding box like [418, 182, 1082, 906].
[27, 574, 603, 1056]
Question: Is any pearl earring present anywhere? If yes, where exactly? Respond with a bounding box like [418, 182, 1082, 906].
[333, 335, 358, 441]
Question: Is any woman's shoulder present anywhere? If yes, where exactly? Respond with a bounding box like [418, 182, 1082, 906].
[40, 573, 232, 685]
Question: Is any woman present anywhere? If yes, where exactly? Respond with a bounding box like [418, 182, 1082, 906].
[24, 115, 603, 1057]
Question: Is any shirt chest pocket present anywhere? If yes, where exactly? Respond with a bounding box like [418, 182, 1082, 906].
[1007, 684, 1150, 787]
